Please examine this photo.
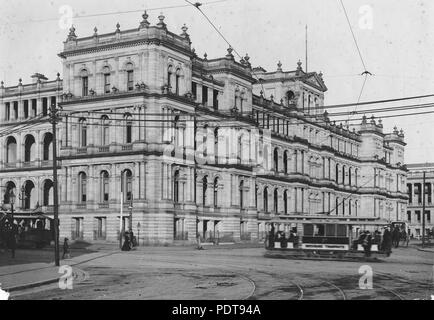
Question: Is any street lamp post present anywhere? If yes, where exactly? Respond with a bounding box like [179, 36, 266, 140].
[9, 189, 16, 221]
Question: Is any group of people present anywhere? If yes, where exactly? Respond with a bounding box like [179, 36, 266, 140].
[268, 227, 299, 249]
[121, 230, 137, 251]
[354, 226, 410, 257]
[0, 219, 18, 258]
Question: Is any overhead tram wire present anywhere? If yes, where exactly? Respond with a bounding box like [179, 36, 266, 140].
[62, 99, 434, 122]
[65, 108, 434, 129]
[184, 0, 268, 98]
[338, 0, 373, 121]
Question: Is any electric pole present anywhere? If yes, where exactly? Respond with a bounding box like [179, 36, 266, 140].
[49, 103, 61, 266]
[422, 171, 426, 248]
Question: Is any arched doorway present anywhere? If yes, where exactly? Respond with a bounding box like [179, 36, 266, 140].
[43, 133, 53, 161]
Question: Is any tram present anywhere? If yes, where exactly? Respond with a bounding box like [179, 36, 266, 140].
[264, 216, 392, 261]
[0, 211, 54, 248]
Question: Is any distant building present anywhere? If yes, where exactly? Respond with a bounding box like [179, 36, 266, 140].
[0, 12, 408, 245]
[406, 163, 434, 237]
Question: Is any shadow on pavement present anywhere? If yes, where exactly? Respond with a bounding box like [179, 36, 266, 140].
[0, 241, 97, 267]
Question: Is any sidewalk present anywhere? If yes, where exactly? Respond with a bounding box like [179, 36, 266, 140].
[0, 250, 117, 292]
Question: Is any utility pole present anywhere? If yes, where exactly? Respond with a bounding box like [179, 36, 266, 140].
[49, 103, 61, 267]
[422, 171, 426, 248]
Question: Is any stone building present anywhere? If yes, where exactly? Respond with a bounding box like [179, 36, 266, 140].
[405, 163, 434, 237]
[0, 12, 408, 244]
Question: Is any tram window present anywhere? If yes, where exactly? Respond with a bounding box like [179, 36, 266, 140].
[304, 224, 314, 236]
[337, 224, 347, 237]
[315, 225, 325, 236]
[326, 224, 336, 237]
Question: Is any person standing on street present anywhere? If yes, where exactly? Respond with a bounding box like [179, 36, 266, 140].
[62, 238, 71, 259]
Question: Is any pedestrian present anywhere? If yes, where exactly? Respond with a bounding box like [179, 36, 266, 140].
[62, 238, 71, 259]
[122, 231, 131, 251]
[392, 226, 400, 248]
[382, 227, 393, 257]
[8, 222, 17, 259]
[363, 231, 372, 257]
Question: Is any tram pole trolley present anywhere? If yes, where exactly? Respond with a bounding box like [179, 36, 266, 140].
[264, 216, 392, 262]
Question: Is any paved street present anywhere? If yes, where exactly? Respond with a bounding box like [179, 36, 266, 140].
[2, 243, 433, 300]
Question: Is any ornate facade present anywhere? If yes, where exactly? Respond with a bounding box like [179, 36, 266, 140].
[0, 12, 408, 244]
[406, 163, 434, 237]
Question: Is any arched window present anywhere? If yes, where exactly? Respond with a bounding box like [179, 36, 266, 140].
[283, 151, 288, 174]
[126, 63, 134, 91]
[167, 65, 173, 90]
[335, 163, 339, 183]
[100, 171, 109, 203]
[273, 189, 278, 213]
[286, 90, 295, 102]
[174, 170, 180, 203]
[349, 167, 352, 186]
[121, 169, 133, 201]
[239, 180, 244, 209]
[213, 177, 219, 208]
[43, 133, 53, 161]
[237, 135, 243, 164]
[6, 136, 17, 164]
[273, 148, 279, 172]
[214, 128, 219, 164]
[43, 179, 53, 206]
[24, 135, 36, 162]
[255, 184, 258, 208]
[175, 68, 181, 95]
[23, 180, 36, 209]
[348, 199, 352, 216]
[284, 190, 288, 214]
[125, 114, 133, 144]
[78, 172, 87, 203]
[335, 197, 339, 215]
[342, 165, 346, 185]
[79, 118, 87, 147]
[202, 176, 208, 206]
[82, 76, 88, 96]
[3, 181, 16, 204]
[101, 116, 110, 146]
[103, 67, 111, 94]
[263, 187, 269, 213]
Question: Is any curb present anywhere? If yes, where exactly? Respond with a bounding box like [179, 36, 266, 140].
[416, 247, 434, 253]
[4, 277, 59, 292]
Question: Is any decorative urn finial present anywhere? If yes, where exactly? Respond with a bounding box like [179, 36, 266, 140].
[157, 13, 166, 28]
[116, 22, 121, 33]
[139, 10, 150, 28]
[277, 61, 282, 71]
[297, 60, 302, 71]
[67, 25, 77, 41]
[93, 27, 98, 36]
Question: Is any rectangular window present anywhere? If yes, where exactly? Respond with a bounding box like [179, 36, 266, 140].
[5, 102, 10, 120]
[202, 85, 208, 105]
[407, 211, 411, 222]
[426, 211, 431, 223]
[24, 100, 29, 118]
[192, 82, 197, 98]
[82, 76, 89, 96]
[104, 74, 110, 93]
[31, 99, 37, 117]
[13, 102, 18, 119]
[416, 210, 421, 222]
[126, 124, 132, 144]
[81, 128, 87, 147]
[213, 90, 219, 110]
[42, 98, 48, 116]
[127, 70, 134, 91]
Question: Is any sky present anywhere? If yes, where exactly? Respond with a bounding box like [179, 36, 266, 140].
[0, 0, 433, 164]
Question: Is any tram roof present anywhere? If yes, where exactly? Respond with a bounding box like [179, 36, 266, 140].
[265, 215, 391, 226]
